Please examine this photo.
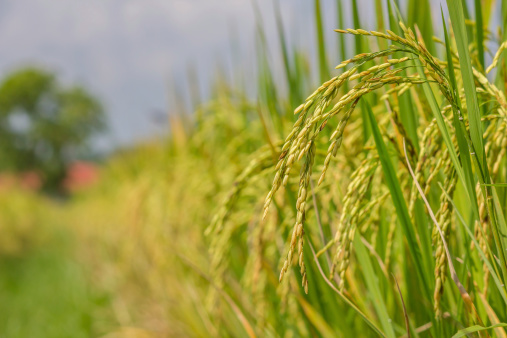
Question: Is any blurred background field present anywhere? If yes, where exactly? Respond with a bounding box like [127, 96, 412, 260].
[0, 1, 340, 335]
[2, 0, 507, 337]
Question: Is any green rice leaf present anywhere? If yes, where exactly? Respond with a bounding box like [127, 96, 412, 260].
[314, 0, 329, 83]
[353, 234, 396, 338]
[407, 0, 435, 54]
[474, 0, 485, 70]
[452, 323, 507, 338]
[297, 296, 336, 338]
[414, 59, 469, 206]
[364, 98, 431, 301]
[445, 0, 487, 177]
[273, 0, 296, 107]
[351, 0, 363, 55]
[336, 0, 347, 62]
[387, 0, 419, 151]
[482, 183, 507, 187]
[441, 8, 480, 222]
[307, 240, 387, 337]
[440, 184, 507, 304]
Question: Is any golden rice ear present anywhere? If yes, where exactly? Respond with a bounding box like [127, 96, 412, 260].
[486, 41, 507, 74]
[262, 26, 456, 294]
[329, 156, 379, 291]
[431, 150, 457, 319]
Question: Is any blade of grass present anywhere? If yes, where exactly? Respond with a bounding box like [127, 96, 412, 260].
[354, 233, 396, 338]
[441, 8, 480, 223]
[336, 0, 349, 94]
[374, 0, 388, 50]
[413, 46, 476, 188]
[273, 0, 296, 108]
[336, 0, 347, 61]
[315, 0, 329, 83]
[392, 273, 411, 338]
[439, 183, 507, 304]
[491, 187, 507, 248]
[404, 140, 485, 327]
[364, 98, 432, 303]
[297, 296, 335, 338]
[440, 16, 485, 306]
[445, 0, 486, 175]
[303, 236, 344, 330]
[177, 254, 257, 338]
[463, 126, 507, 289]
[481, 0, 495, 26]
[360, 99, 372, 146]
[307, 240, 386, 337]
[452, 324, 507, 338]
[443, 6, 507, 285]
[442, 7, 507, 285]
[495, 0, 507, 91]
[352, 0, 373, 145]
[474, 0, 485, 71]
[483, 183, 507, 187]
[460, 0, 474, 42]
[252, 0, 284, 135]
[387, 0, 419, 151]
[407, 0, 435, 54]
[256, 103, 278, 159]
[351, 0, 363, 55]
[477, 294, 507, 338]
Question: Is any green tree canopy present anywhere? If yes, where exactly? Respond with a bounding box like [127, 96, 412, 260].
[0, 67, 106, 191]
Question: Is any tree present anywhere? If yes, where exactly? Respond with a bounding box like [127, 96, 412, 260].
[0, 67, 106, 191]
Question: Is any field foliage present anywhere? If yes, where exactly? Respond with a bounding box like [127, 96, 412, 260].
[4, 0, 507, 337]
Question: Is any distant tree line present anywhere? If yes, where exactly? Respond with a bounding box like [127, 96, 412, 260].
[0, 67, 106, 192]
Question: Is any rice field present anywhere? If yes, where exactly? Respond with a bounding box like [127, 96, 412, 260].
[3, 0, 507, 336]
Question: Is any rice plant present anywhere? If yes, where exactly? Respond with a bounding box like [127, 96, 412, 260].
[23, 0, 507, 336]
[202, 0, 507, 336]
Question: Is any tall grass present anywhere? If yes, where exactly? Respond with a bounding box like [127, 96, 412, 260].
[6, 0, 507, 336]
[200, 0, 507, 335]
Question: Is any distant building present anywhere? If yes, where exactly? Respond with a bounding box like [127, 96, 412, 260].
[62, 162, 100, 192]
[0, 161, 99, 193]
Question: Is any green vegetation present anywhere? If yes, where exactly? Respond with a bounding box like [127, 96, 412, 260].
[0, 188, 115, 337]
[3, 0, 507, 336]
[0, 67, 105, 192]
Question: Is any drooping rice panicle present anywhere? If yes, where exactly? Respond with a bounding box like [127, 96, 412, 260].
[486, 41, 507, 73]
[408, 119, 440, 217]
[432, 151, 457, 319]
[279, 142, 316, 293]
[329, 156, 378, 290]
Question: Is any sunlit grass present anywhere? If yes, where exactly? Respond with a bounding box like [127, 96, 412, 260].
[3, 0, 507, 336]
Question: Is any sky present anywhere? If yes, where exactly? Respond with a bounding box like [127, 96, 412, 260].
[0, 0, 482, 150]
[0, 0, 316, 149]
